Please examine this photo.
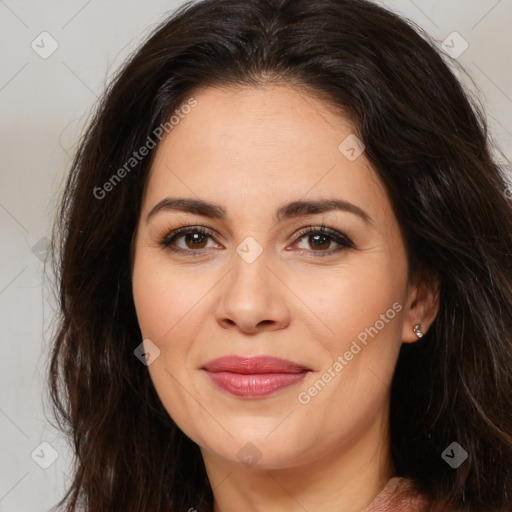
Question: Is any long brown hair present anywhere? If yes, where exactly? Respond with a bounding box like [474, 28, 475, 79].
[49, 0, 512, 510]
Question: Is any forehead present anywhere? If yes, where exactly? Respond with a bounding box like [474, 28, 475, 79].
[144, 84, 390, 222]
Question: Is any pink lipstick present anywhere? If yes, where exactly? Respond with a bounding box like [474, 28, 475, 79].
[201, 356, 310, 398]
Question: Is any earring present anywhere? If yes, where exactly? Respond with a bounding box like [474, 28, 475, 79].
[413, 324, 424, 339]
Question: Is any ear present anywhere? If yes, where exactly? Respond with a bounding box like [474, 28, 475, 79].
[401, 268, 440, 343]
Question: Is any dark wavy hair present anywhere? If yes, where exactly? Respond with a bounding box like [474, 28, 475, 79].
[48, 0, 512, 510]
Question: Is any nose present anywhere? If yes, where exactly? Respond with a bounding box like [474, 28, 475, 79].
[214, 251, 291, 334]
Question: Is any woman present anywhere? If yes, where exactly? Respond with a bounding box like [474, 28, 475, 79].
[48, 0, 512, 510]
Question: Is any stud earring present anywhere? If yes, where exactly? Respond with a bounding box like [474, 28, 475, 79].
[413, 324, 424, 339]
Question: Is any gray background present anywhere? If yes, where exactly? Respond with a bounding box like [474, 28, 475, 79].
[1, 1, 511, 510]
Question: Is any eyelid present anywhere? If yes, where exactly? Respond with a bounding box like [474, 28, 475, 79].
[158, 225, 219, 250]
[292, 224, 352, 243]
[158, 224, 355, 255]
[289, 224, 355, 254]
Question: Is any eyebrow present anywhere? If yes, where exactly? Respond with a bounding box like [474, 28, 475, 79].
[146, 197, 372, 225]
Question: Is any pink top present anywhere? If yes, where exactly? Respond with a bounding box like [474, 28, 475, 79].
[364, 477, 434, 512]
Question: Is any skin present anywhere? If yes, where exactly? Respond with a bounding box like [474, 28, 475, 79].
[131, 84, 439, 512]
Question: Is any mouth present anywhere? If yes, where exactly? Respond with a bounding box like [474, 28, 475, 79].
[201, 355, 311, 398]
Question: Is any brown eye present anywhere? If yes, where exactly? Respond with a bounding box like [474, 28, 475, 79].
[292, 226, 354, 256]
[307, 233, 332, 251]
[182, 232, 208, 249]
[159, 226, 221, 253]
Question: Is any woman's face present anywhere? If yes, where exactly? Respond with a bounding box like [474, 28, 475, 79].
[132, 84, 430, 472]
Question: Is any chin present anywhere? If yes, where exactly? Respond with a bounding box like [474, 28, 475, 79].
[195, 426, 317, 470]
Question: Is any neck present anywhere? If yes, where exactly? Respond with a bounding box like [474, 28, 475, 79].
[201, 403, 394, 512]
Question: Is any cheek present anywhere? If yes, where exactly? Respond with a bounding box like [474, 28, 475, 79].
[132, 273, 170, 343]
[131, 249, 215, 391]
[132, 251, 200, 340]
[303, 258, 405, 352]
[303, 259, 405, 416]
[296, 257, 405, 412]
[131, 251, 203, 432]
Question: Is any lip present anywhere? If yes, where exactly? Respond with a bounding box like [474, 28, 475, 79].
[201, 356, 311, 398]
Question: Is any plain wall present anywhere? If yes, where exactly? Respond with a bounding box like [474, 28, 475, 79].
[0, 1, 510, 510]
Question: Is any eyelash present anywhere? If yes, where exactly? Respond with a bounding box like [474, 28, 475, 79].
[158, 224, 355, 257]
